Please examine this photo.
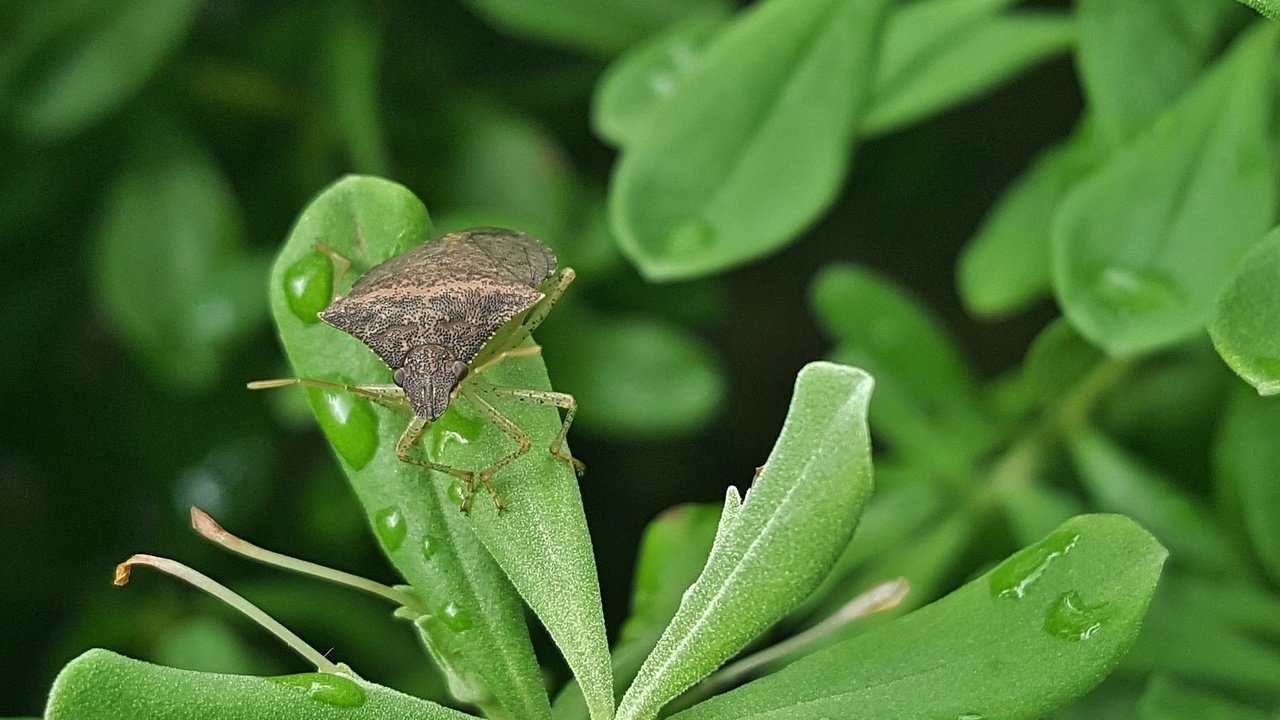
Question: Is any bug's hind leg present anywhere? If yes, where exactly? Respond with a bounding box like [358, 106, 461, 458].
[472, 384, 584, 477]
[394, 416, 482, 513]
[505, 267, 576, 350]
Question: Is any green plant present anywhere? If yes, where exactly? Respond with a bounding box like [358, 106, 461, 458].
[13, 0, 1280, 718]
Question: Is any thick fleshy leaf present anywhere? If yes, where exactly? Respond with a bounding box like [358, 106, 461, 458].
[1069, 430, 1244, 574]
[1075, 0, 1229, 147]
[863, 7, 1075, 136]
[460, 0, 729, 56]
[957, 123, 1102, 317]
[669, 515, 1166, 720]
[812, 264, 991, 471]
[94, 120, 269, 392]
[45, 649, 476, 720]
[1214, 389, 1280, 583]
[541, 310, 724, 439]
[268, 176, 552, 720]
[1210, 227, 1280, 395]
[0, 0, 203, 139]
[1052, 22, 1278, 357]
[609, 0, 889, 281]
[615, 362, 875, 720]
[1138, 676, 1272, 720]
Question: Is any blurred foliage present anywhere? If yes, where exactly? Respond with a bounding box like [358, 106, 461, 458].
[4, 0, 1280, 718]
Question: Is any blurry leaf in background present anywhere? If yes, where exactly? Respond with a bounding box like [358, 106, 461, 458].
[1210, 227, 1280, 396]
[1075, 0, 1235, 149]
[862, 0, 1074, 136]
[1214, 389, 1280, 584]
[617, 362, 875, 720]
[811, 265, 992, 473]
[1138, 676, 1273, 720]
[94, 120, 270, 393]
[152, 615, 267, 676]
[542, 309, 724, 439]
[609, 0, 888, 281]
[460, 0, 730, 56]
[318, 4, 388, 176]
[957, 121, 1102, 318]
[0, 0, 203, 140]
[1052, 22, 1277, 357]
[1020, 318, 1106, 408]
[669, 515, 1167, 720]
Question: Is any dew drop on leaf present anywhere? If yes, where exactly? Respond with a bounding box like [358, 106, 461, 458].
[438, 601, 475, 632]
[268, 673, 367, 708]
[282, 251, 334, 324]
[1044, 590, 1111, 641]
[311, 389, 379, 469]
[430, 407, 484, 460]
[447, 479, 467, 508]
[421, 532, 439, 559]
[374, 506, 407, 552]
[1090, 266, 1183, 317]
[989, 530, 1079, 599]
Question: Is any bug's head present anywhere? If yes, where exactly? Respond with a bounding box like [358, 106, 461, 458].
[395, 345, 469, 421]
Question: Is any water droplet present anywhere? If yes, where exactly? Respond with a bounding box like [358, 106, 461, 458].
[311, 389, 380, 469]
[429, 408, 484, 461]
[989, 529, 1079, 599]
[447, 479, 467, 508]
[438, 601, 474, 632]
[957, 714, 986, 720]
[665, 219, 717, 256]
[374, 507, 406, 552]
[283, 251, 334, 324]
[1044, 590, 1111, 641]
[422, 532, 440, 559]
[1091, 267, 1182, 317]
[268, 673, 366, 708]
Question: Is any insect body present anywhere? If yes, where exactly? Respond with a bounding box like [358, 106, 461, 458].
[253, 228, 583, 512]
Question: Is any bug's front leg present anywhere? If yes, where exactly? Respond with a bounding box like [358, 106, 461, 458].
[393, 416, 482, 513]
[247, 378, 407, 410]
[471, 384, 584, 477]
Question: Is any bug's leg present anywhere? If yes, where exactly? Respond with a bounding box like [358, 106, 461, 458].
[393, 416, 480, 513]
[506, 267, 576, 350]
[473, 384, 584, 477]
[469, 344, 543, 377]
[247, 378, 406, 409]
[458, 388, 541, 512]
[314, 242, 353, 298]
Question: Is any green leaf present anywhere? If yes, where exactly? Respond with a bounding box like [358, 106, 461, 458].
[812, 264, 991, 471]
[460, 0, 729, 56]
[863, 7, 1075, 136]
[94, 120, 268, 392]
[542, 310, 725, 439]
[319, 6, 389, 175]
[1021, 318, 1107, 406]
[1210, 226, 1280, 395]
[268, 176, 553, 720]
[957, 122, 1103, 317]
[669, 514, 1167, 720]
[554, 504, 721, 719]
[45, 649, 477, 720]
[616, 361, 875, 720]
[1237, 0, 1280, 21]
[1069, 430, 1243, 574]
[0, 0, 203, 139]
[1139, 676, 1272, 720]
[1214, 389, 1280, 583]
[1075, 0, 1224, 148]
[591, 9, 729, 147]
[1051, 22, 1278, 357]
[609, 0, 889, 281]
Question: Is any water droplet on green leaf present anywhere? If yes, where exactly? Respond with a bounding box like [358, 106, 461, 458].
[311, 389, 379, 469]
[374, 507, 406, 552]
[438, 601, 474, 631]
[422, 532, 439, 559]
[1091, 267, 1182, 316]
[957, 714, 987, 720]
[430, 408, 484, 460]
[268, 673, 366, 708]
[1044, 590, 1111, 641]
[283, 251, 334, 324]
[989, 530, 1079, 599]
[447, 479, 467, 508]
[666, 219, 716, 256]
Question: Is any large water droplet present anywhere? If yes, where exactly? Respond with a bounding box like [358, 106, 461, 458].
[1044, 590, 1111, 641]
[438, 601, 474, 632]
[374, 507, 407, 552]
[1091, 267, 1182, 317]
[268, 673, 366, 708]
[422, 532, 441, 560]
[430, 408, 484, 461]
[989, 529, 1079, 599]
[311, 389, 379, 470]
[665, 219, 717, 256]
[282, 251, 334, 324]
[447, 479, 467, 509]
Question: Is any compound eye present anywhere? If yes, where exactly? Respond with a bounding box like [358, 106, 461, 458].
[392, 367, 406, 387]
[450, 361, 469, 381]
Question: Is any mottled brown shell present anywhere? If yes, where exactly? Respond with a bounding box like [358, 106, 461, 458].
[319, 228, 557, 419]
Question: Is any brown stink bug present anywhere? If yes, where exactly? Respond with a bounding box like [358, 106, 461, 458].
[251, 228, 583, 512]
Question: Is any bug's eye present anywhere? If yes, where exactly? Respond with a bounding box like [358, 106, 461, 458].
[392, 368, 405, 387]
[451, 361, 469, 380]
